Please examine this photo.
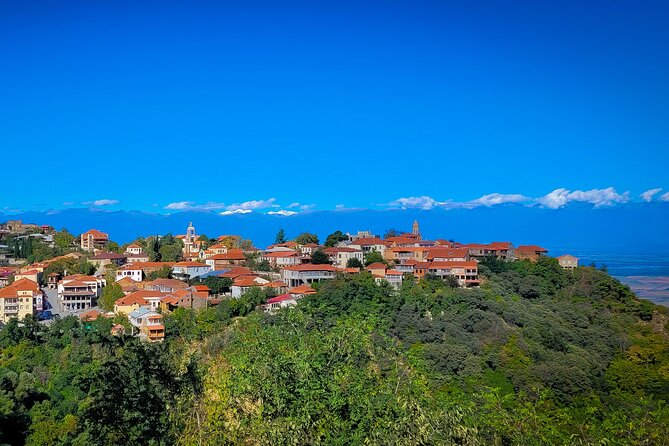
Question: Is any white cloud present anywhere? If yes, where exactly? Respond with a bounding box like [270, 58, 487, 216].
[536, 187, 630, 209]
[83, 199, 119, 206]
[287, 202, 301, 208]
[468, 193, 529, 207]
[267, 210, 298, 216]
[62, 201, 74, 206]
[388, 196, 442, 210]
[660, 192, 669, 202]
[225, 198, 277, 211]
[220, 209, 253, 215]
[335, 204, 347, 210]
[640, 188, 662, 202]
[165, 201, 194, 210]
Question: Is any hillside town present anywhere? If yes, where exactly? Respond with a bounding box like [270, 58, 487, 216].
[0, 219, 579, 342]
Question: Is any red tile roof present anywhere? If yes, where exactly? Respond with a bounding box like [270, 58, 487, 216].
[266, 294, 295, 304]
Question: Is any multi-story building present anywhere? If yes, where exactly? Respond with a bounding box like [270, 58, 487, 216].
[0, 278, 43, 322]
[425, 261, 480, 287]
[58, 275, 106, 311]
[80, 229, 109, 252]
[282, 264, 340, 287]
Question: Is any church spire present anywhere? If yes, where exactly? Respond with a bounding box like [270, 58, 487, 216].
[412, 219, 420, 239]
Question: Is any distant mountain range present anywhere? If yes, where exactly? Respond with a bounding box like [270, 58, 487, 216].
[3, 203, 669, 255]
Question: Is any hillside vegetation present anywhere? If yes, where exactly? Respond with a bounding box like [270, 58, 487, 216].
[1, 258, 668, 445]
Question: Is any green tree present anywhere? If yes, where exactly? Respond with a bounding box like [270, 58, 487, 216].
[294, 232, 319, 245]
[274, 227, 287, 244]
[53, 228, 76, 251]
[146, 265, 172, 281]
[364, 250, 385, 265]
[98, 282, 124, 312]
[346, 257, 363, 268]
[311, 250, 330, 265]
[324, 230, 348, 247]
[384, 228, 401, 239]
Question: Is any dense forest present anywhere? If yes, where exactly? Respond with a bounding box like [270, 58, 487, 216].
[1, 258, 668, 445]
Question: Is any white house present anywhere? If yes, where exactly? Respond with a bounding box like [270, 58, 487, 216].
[262, 294, 298, 313]
[261, 251, 302, 267]
[171, 262, 212, 281]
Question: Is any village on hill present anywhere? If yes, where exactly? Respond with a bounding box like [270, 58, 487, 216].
[0, 219, 579, 342]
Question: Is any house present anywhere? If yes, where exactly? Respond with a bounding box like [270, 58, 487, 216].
[463, 242, 515, 260]
[125, 243, 143, 255]
[261, 251, 302, 267]
[298, 244, 321, 255]
[282, 264, 340, 287]
[394, 260, 417, 274]
[206, 250, 246, 270]
[160, 289, 208, 312]
[348, 237, 389, 257]
[128, 307, 165, 342]
[0, 278, 43, 322]
[515, 245, 549, 261]
[262, 294, 298, 313]
[373, 269, 403, 289]
[115, 262, 175, 281]
[116, 264, 145, 282]
[143, 278, 189, 293]
[557, 254, 579, 270]
[114, 290, 166, 314]
[58, 275, 105, 311]
[385, 247, 430, 262]
[171, 262, 211, 281]
[0, 244, 14, 266]
[365, 262, 387, 277]
[0, 267, 16, 288]
[425, 261, 480, 287]
[14, 269, 42, 284]
[287, 284, 317, 298]
[126, 253, 150, 263]
[231, 275, 269, 298]
[80, 229, 109, 252]
[89, 252, 127, 269]
[116, 276, 140, 294]
[425, 248, 469, 262]
[323, 247, 364, 268]
[47, 272, 61, 289]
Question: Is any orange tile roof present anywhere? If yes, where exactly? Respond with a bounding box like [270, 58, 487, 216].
[365, 262, 387, 270]
[115, 290, 166, 306]
[233, 276, 261, 287]
[209, 250, 246, 260]
[173, 261, 208, 268]
[351, 237, 389, 246]
[288, 284, 317, 295]
[263, 251, 300, 258]
[0, 278, 41, 298]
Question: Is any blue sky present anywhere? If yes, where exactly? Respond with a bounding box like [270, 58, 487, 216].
[1, 0, 668, 214]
